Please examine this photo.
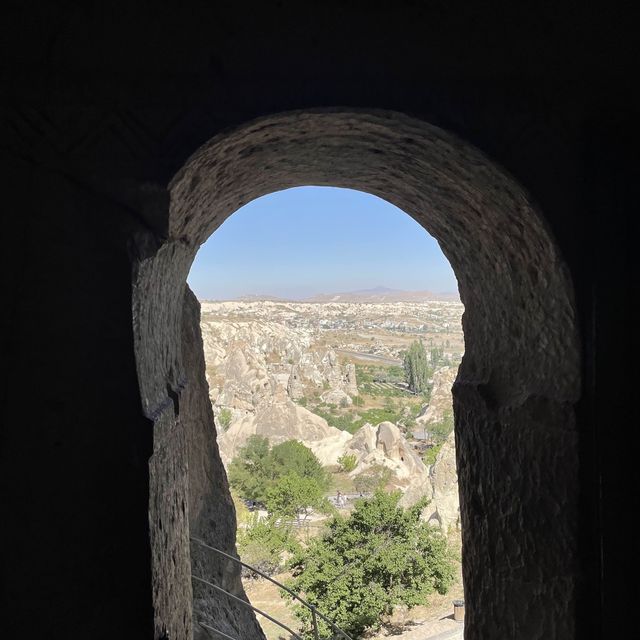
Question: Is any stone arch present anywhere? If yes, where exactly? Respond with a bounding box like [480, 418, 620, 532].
[133, 110, 580, 639]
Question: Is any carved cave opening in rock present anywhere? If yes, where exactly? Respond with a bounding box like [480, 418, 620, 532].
[132, 110, 580, 640]
[187, 185, 465, 638]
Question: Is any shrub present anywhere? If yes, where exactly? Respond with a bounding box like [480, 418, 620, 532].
[353, 464, 392, 493]
[217, 407, 233, 431]
[422, 443, 443, 467]
[237, 515, 300, 578]
[266, 474, 332, 524]
[337, 453, 357, 473]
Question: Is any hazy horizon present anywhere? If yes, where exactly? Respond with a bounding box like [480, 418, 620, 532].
[195, 284, 460, 302]
[187, 186, 459, 300]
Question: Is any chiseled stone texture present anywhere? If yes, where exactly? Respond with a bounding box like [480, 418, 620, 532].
[159, 110, 579, 640]
[148, 407, 193, 640]
[181, 289, 266, 640]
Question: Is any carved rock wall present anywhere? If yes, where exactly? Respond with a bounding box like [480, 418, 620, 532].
[181, 289, 265, 640]
[167, 111, 581, 640]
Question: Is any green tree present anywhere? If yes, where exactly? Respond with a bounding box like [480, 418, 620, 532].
[269, 440, 331, 492]
[337, 453, 357, 473]
[228, 435, 272, 503]
[266, 474, 332, 524]
[426, 409, 454, 446]
[230, 488, 252, 527]
[429, 345, 444, 367]
[237, 514, 300, 577]
[228, 437, 331, 503]
[403, 340, 430, 394]
[285, 491, 455, 638]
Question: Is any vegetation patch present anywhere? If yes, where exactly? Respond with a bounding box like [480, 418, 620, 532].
[285, 491, 455, 638]
[337, 453, 357, 473]
[422, 443, 444, 467]
[228, 436, 332, 506]
[237, 515, 300, 578]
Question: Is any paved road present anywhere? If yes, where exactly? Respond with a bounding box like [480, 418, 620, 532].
[336, 350, 402, 366]
[377, 621, 463, 640]
[426, 626, 463, 640]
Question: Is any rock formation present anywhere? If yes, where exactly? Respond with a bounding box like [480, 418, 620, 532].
[346, 422, 427, 487]
[422, 431, 460, 530]
[200, 304, 461, 533]
[416, 366, 457, 426]
[217, 393, 351, 466]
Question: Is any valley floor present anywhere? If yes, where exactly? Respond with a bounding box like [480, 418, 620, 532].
[243, 535, 464, 640]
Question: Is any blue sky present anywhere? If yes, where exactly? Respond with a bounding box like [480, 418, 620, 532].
[187, 186, 458, 300]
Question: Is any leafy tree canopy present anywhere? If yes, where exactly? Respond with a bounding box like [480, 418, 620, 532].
[237, 514, 301, 578]
[228, 435, 331, 504]
[402, 340, 430, 394]
[269, 440, 331, 492]
[227, 435, 272, 503]
[285, 491, 455, 639]
[266, 473, 332, 522]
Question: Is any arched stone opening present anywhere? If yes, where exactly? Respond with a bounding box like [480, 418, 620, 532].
[132, 110, 580, 639]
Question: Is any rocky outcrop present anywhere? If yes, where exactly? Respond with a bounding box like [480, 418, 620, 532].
[201, 319, 359, 424]
[417, 366, 457, 426]
[217, 394, 351, 466]
[411, 367, 460, 530]
[286, 364, 306, 400]
[422, 431, 460, 530]
[347, 422, 429, 494]
[344, 363, 359, 397]
[199, 309, 460, 531]
[320, 387, 352, 406]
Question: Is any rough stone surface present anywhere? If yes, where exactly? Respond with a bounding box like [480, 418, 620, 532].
[181, 290, 265, 640]
[166, 111, 582, 640]
[349, 422, 428, 490]
[218, 397, 348, 466]
[286, 364, 306, 400]
[320, 387, 352, 406]
[148, 407, 192, 640]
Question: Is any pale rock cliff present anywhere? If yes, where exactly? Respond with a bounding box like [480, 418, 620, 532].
[217, 394, 352, 466]
[416, 366, 457, 425]
[344, 422, 431, 507]
[423, 430, 460, 530]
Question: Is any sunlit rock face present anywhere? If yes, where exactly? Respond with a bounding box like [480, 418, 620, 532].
[417, 366, 457, 426]
[424, 431, 460, 530]
[218, 397, 351, 466]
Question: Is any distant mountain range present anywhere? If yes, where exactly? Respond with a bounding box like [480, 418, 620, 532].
[226, 286, 460, 303]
